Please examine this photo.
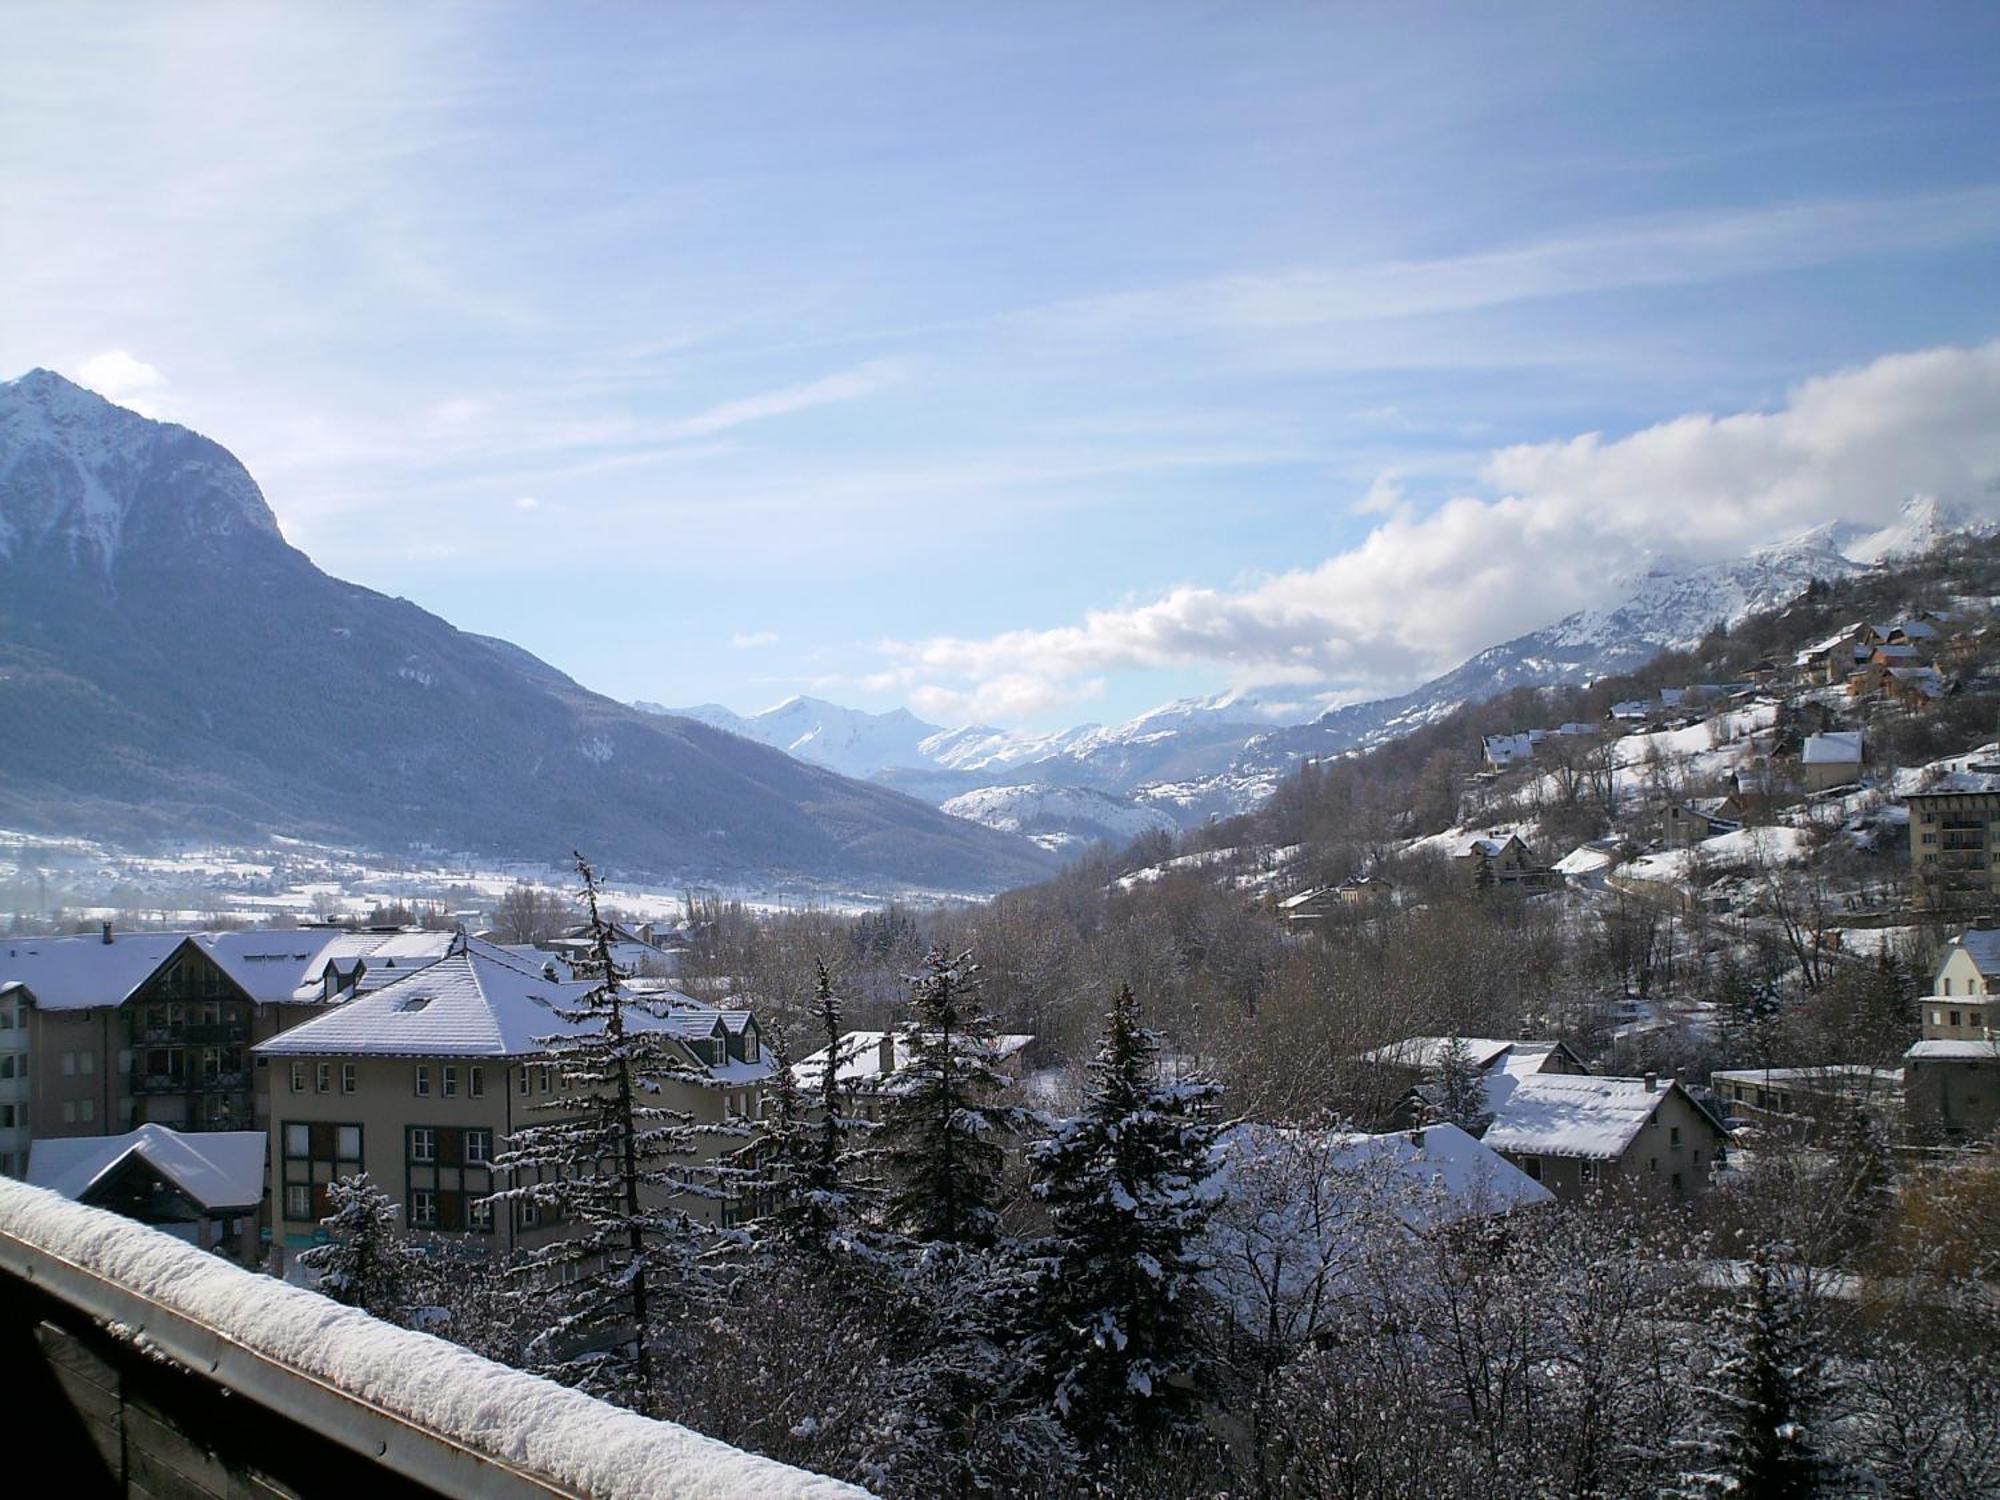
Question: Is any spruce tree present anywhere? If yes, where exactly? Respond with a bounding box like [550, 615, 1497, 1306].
[1429, 1034, 1493, 1134]
[491, 852, 713, 1413]
[299, 1173, 421, 1322]
[878, 947, 1011, 1250]
[1031, 984, 1222, 1446]
[1678, 1242, 1837, 1498]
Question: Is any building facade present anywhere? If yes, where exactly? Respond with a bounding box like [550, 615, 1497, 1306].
[1907, 774, 2000, 911]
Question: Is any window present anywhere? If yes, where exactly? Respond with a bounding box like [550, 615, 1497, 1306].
[411, 1190, 437, 1228]
[1669, 1126, 1682, 1147]
[415, 1065, 431, 1098]
[519, 1199, 542, 1229]
[1521, 1157, 1542, 1181]
[286, 1185, 312, 1220]
[285, 1122, 310, 1157]
[1945, 978, 1955, 995]
[1934, 1010, 1945, 1026]
[315, 1062, 332, 1094]
[540, 1065, 553, 1093]
[465, 1129, 491, 1165]
[281, 1121, 363, 1223]
[518, 1067, 531, 1096]
[61, 1101, 76, 1124]
[290, 1061, 305, 1093]
[61, 1051, 75, 1076]
[341, 1062, 356, 1094]
[1952, 1011, 1963, 1028]
[0, 1105, 14, 1129]
[411, 1127, 436, 1163]
[744, 1031, 759, 1063]
[1578, 1160, 1598, 1184]
[442, 1066, 458, 1099]
[78, 1100, 94, 1123]
[469, 1196, 494, 1233]
[79, 1049, 93, 1074]
[469, 1066, 484, 1099]
[336, 1125, 361, 1160]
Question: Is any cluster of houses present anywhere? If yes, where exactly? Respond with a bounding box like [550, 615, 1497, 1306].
[0, 922, 777, 1264]
[1796, 612, 1964, 705]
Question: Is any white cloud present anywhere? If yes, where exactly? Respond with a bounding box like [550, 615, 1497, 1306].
[76, 350, 165, 412]
[662, 359, 912, 441]
[730, 630, 778, 649]
[888, 340, 2000, 721]
[512, 495, 540, 511]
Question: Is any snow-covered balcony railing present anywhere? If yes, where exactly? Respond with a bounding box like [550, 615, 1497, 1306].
[0, 1178, 872, 1500]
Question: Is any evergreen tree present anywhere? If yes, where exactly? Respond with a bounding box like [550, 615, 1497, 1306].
[1031, 984, 1222, 1447]
[299, 1172, 421, 1322]
[1428, 1034, 1493, 1134]
[878, 948, 1011, 1249]
[491, 852, 716, 1413]
[1678, 1242, 1838, 1498]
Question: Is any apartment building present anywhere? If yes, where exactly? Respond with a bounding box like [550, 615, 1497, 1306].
[0, 926, 455, 1174]
[1906, 767, 2000, 911]
[252, 936, 772, 1259]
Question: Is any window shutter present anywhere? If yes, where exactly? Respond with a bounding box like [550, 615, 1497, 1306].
[439, 1192, 464, 1231]
[439, 1127, 463, 1167]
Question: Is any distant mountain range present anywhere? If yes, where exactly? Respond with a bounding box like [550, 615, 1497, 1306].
[655, 497, 1991, 846]
[0, 370, 1055, 894]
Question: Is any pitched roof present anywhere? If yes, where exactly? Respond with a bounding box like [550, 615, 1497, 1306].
[28, 1125, 267, 1211]
[1948, 926, 2000, 976]
[1482, 1075, 1714, 1160]
[251, 936, 756, 1072]
[1359, 1036, 1524, 1073]
[792, 1028, 1034, 1090]
[1802, 730, 1864, 766]
[0, 927, 456, 1010]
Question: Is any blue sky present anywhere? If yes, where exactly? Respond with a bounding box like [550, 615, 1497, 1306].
[5, 3, 2000, 728]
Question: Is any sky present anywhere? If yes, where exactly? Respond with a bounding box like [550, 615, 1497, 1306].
[5, 3, 2000, 731]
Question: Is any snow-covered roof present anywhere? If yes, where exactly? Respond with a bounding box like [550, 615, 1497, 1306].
[0, 927, 456, 1011]
[1277, 886, 1334, 911]
[0, 1179, 871, 1500]
[1482, 1075, 1715, 1160]
[1904, 1039, 2000, 1061]
[1360, 1036, 1521, 1072]
[1802, 730, 1864, 766]
[1946, 926, 2000, 977]
[253, 937, 759, 1075]
[1794, 623, 1865, 665]
[29, 1125, 267, 1211]
[791, 1028, 1034, 1090]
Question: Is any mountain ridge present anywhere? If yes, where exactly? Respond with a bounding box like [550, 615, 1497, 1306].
[0, 370, 1055, 894]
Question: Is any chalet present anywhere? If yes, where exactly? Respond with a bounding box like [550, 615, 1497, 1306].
[1481, 1073, 1731, 1203]
[27, 1124, 266, 1261]
[1454, 834, 1558, 892]
[1800, 730, 1864, 793]
[1483, 732, 1540, 769]
[252, 936, 772, 1258]
[1664, 798, 1743, 849]
[1276, 886, 1339, 924]
[1336, 873, 1395, 906]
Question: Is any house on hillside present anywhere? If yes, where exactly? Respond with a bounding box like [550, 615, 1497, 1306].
[1664, 798, 1744, 849]
[1481, 1073, 1731, 1202]
[1800, 730, 1865, 793]
[1709, 1065, 1902, 1138]
[1336, 873, 1396, 906]
[1904, 921, 2000, 1140]
[1358, 1036, 1590, 1126]
[253, 935, 772, 1259]
[1454, 834, 1558, 892]
[1795, 624, 1870, 685]
[1277, 886, 1339, 925]
[27, 1124, 266, 1260]
[791, 1027, 1035, 1123]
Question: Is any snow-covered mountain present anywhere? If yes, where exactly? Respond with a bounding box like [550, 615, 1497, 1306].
[646, 696, 950, 781]
[939, 783, 1180, 853]
[0, 369, 1055, 894]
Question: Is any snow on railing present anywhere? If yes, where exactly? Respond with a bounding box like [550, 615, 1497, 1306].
[0, 1178, 871, 1500]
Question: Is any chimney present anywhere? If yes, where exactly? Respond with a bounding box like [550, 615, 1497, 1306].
[879, 1033, 898, 1077]
[1409, 1127, 1427, 1149]
[1644, 1072, 1658, 1093]
[101, 921, 113, 945]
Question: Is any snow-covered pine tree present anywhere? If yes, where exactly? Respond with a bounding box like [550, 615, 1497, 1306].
[1031, 984, 1222, 1447]
[1429, 1034, 1493, 1135]
[490, 852, 716, 1413]
[878, 947, 1011, 1250]
[1677, 1241, 1839, 1498]
[299, 1172, 422, 1322]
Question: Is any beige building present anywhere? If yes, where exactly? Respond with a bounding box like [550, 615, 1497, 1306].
[253, 937, 772, 1259]
[1907, 771, 2000, 911]
[1904, 922, 2000, 1140]
[1481, 1073, 1731, 1203]
[1800, 730, 1864, 794]
[1453, 834, 1558, 892]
